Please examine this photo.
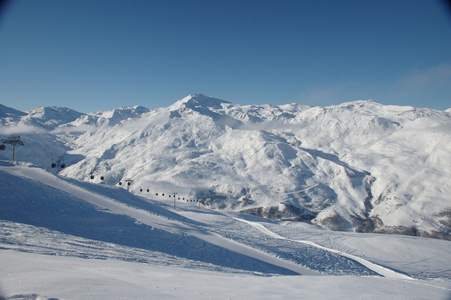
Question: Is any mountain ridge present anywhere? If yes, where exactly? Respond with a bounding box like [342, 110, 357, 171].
[1, 95, 450, 240]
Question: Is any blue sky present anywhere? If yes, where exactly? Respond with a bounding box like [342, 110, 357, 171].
[0, 0, 450, 113]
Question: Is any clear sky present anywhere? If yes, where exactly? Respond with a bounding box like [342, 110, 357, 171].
[0, 0, 450, 113]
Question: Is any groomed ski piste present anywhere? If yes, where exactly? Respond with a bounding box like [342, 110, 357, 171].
[1, 161, 450, 299]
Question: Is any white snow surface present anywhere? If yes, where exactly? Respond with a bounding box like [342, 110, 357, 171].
[1, 95, 451, 297]
[1, 94, 450, 239]
[0, 162, 450, 299]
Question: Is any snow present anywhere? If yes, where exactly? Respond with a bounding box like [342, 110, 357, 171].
[234, 217, 412, 280]
[1, 162, 450, 299]
[22, 106, 83, 130]
[2, 251, 450, 300]
[0, 104, 26, 124]
[1, 95, 451, 239]
[1, 95, 451, 298]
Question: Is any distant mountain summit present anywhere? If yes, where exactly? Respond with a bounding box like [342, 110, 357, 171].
[0, 104, 26, 125]
[170, 94, 231, 110]
[1, 95, 450, 240]
[92, 105, 151, 126]
[23, 106, 84, 129]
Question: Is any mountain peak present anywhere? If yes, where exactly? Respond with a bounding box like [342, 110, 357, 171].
[170, 94, 231, 111]
[26, 105, 82, 117]
[21, 106, 84, 129]
[91, 105, 151, 126]
[0, 104, 26, 119]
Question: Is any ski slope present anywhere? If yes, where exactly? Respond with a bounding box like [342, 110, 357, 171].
[1, 162, 450, 299]
[234, 218, 412, 280]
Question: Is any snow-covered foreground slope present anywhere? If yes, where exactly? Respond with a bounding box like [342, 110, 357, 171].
[1, 162, 450, 299]
[2, 251, 450, 300]
[1, 94, 450, 239]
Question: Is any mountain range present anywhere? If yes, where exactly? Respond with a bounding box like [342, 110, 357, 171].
[1, 94, 450, 240]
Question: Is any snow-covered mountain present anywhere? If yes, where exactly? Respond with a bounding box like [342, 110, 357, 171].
[0, 104, 26, 125]
[22, 106, 84, 130]
[1, 94, 450, 240]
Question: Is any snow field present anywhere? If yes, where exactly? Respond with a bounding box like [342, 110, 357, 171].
[2, 251, 451, 300]
[1, 95, 451, 298]
[1, 163, 451, 299]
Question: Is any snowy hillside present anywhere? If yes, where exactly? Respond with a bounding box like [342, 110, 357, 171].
[1, 162, 450, 299]
[1, 94, 451, 240]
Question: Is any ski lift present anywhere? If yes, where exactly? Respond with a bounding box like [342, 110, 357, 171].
[0, 144, 6, 151]
[90, 175, 94, 179]
[51, 160, 56, 168]
[140, 188, 143, 192]
[100, 176, 104, 180]
[57, 159, 66, 169]
[156, 192, 158, 196]
[119, 182, 122, 185]
[147, 189, 149, 192]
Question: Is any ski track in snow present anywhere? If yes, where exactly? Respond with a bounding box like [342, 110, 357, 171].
[1, 162, 451, 299]
[0, 163, 318, 276]
[234, 217, 413, 280]
[2, 162, 449, 279]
